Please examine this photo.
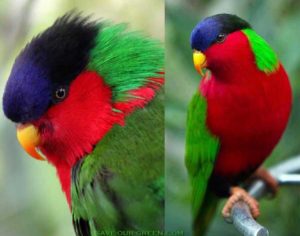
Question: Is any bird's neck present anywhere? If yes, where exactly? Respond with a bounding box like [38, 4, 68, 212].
[34, 72, 119, 207]
[37, 72, 164, 207]
[201, 30, 255, 83]
[56, 164, 72, 207]
[210, 61, 281, 87]
[206, 30, 280, 84]
[209, 55, 260, 84]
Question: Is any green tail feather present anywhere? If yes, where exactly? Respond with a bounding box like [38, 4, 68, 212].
[193, 191, 218, 236]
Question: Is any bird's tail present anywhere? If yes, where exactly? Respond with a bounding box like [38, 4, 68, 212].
[193, 190, 219, 236]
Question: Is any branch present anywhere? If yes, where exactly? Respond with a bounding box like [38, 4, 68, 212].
[226, 155, 300, 236]
[230, 201, 269, 236]
[249, 156, 300, 198]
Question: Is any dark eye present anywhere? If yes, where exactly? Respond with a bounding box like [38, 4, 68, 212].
[216, 33, 226, 43]
[53, 86, 68, 103]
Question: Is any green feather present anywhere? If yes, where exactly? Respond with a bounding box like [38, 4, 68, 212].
[195, 191, 218, 236]
[71, 90, 164, 233]
[185, 91, 219, 235]
[88, 23, 164, 101]
[242, 28, 279, 74]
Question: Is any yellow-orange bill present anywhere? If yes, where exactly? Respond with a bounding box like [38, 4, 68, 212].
[193, 50, 207, 76]
[16, 124, 45, 161]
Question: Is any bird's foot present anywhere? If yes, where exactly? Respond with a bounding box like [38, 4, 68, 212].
[251, 167, 278, 196]
[222, 187, 260, 220]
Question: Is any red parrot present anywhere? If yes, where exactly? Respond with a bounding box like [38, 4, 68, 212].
[3, 13, 164, 235]
[186, 13, 292, 235]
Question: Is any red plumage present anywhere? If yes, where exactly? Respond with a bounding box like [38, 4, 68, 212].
[31, 71, 163, 205]
[200, 31, 292, 180]
[33, 71, 115, 204]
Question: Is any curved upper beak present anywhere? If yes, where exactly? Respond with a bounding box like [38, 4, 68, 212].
[16, 124, 45, 161]
[193, 50, 207, 76]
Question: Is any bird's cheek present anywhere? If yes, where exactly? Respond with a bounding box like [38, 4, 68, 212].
[204, 47, 226, 71]
[16, 123, 46, 161]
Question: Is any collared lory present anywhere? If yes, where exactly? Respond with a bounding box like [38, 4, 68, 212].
[186, 13, 291, 235]
[3, 13, 164, 235]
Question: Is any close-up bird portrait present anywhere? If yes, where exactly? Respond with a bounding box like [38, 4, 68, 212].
[166, 0, 300, 236]
[0, 0, 163, 235]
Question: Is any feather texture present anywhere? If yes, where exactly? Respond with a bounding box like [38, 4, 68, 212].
[71, 92, 164, 234]
[185, 91, 219, 235]
[88, 23, 164, 101]
[242, 29, 279, 73]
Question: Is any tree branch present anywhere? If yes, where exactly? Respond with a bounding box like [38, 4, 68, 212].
[227, 155, 300, 236]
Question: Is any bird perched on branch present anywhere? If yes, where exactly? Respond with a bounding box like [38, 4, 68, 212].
[186, 13, 291, 235]
[3, 12, 164, 235]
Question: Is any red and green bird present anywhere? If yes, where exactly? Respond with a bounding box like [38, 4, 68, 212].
[3, 13, 164, 235]
[186, 14, 292, 235]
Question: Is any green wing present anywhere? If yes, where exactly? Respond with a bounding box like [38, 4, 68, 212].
[71, 91, 164, 235]
[185, 91, 220, 235]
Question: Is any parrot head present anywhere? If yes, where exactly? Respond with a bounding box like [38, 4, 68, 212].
[2, 13, 112, 165]
[190, 14, 252, 76]
[2, 12, 163, 204]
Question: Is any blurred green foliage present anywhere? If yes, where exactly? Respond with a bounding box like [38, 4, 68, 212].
[0, 0, 163, 235]
[166, 0, 300, 235]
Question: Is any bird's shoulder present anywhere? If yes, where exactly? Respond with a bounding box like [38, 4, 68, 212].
[71, 92, 164, 234]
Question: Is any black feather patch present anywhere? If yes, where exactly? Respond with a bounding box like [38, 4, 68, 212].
[208, 13, 251, 35]
[72, 217, 91, 236]
[20, 11, 99, 85]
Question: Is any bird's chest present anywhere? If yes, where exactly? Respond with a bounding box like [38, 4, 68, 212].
[203, 81, 277, 140]
[200, 73, 291, 179]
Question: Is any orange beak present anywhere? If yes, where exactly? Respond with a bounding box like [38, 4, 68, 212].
[193, 50, 207, 76]
[16, 124, 45, 161]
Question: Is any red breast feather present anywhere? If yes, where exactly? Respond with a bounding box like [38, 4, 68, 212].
[32, 71, 163, 205]
[200, 31, 292, 179]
